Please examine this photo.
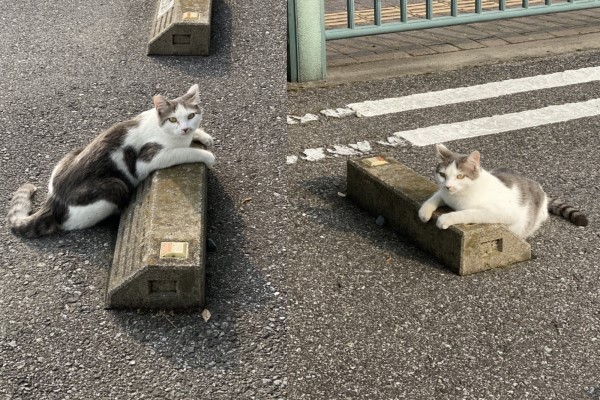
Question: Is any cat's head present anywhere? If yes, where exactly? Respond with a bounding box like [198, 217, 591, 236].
[434, 143, 480, 194]
[153, 84, 203, 136]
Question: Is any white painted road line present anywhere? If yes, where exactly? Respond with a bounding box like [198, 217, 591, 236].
[347, 66, 600, 117]
[393, 98, 600, 146]
[287, 114, 319, 124]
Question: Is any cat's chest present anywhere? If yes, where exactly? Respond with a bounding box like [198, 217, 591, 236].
[442, 184, 515, 210]
[443, 192, 483, 210]
[125, 133, 189, 151]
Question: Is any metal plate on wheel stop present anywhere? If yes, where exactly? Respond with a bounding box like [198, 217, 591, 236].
[160, 242, 189, 259]
[361, 156, 389, 167]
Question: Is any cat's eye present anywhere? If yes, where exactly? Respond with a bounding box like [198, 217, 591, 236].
[457, 174, 465, 179]
[168, 117, 177, 123]
[187, 113, 195, 120]
[438, 172, 446, 178]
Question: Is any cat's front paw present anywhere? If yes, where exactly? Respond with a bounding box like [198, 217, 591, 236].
[203, 151, 216, 169]
[436, 213, 454, 230]
[193, 129, 214, 149]
[418, 203, 436, 223]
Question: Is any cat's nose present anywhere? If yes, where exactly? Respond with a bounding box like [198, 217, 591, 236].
[181, 127, 189, 133]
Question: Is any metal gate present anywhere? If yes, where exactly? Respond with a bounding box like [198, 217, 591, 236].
[288, 0, 600, 82]
[326, 0, 600, 40]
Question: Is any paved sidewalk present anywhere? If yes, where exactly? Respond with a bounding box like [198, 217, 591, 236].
[324, 8, 600, 84]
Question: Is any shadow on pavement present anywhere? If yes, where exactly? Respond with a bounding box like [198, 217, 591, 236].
[299, 173, 449, 274]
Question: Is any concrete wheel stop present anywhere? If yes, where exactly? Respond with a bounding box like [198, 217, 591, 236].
[106, 161, 208, 309]
[347, 156, 532, 275]
[148, 0, 212, 56]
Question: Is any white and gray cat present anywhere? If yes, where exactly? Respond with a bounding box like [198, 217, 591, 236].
[8, 84, 215, 238]
[419, 143, 587, 238]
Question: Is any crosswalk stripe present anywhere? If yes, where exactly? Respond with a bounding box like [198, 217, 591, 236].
[347, 66, 600, 117]
[392, 98, 600, 146]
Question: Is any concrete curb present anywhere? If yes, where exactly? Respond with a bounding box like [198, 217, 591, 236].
[347, 156, 531, 275]
[106, 161, 208, 309]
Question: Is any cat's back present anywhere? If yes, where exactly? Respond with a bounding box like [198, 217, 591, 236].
[51, 118, 142, 196]
[492, 168, 543, 191]
[491, 168, 546, 207]
[90, 118, 142, 152]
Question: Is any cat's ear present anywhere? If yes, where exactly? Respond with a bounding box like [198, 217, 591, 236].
[153, 95, 171, 115]
[435, 143, 453, 160]
[182, 84, 200, 105]
[466, 150, 481, 168]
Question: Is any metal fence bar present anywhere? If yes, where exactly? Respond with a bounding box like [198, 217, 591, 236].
[426, 0, 433, 19]
[400, 0, 408, 22]
[522, 0, 529, 8]
[374, 0, 382, 25]
[326, 0, 600, 40]
[451, 0, 458, 16]
[288, 0, 298, 82]
[347, 0, 355, 28]
[499, 0, 506, 11]
[475, 0, 483, 13]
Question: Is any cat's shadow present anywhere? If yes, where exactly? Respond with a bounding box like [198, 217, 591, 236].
[297, 174, 450, 274]
[147, 0, 234, 78]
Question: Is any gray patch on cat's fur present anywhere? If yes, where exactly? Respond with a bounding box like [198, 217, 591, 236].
[493, 168, 546, 234]
[139, 142, 163, 162]
[155, 97, 177, 125]
[7, 118, 140, 238]
[457, 156, 479, 180]
[437, 152, 479, 180]
[493, 168, 544, 207]
[7, 184, 64, 238]
[123, 142, 163, 178]
[49, 119, 140, 209]
[123, 146, 137, 177]
[154, 92, 201, 125]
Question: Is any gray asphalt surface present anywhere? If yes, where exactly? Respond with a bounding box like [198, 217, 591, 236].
[287, 51, 600, 399]
[0, 0, 286, 398]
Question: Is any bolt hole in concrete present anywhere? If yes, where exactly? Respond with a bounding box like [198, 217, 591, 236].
[173, 34, 191, 45]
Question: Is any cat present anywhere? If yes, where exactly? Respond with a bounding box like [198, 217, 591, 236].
[418, 143, 587, 238]
[7, 84, 215, 238]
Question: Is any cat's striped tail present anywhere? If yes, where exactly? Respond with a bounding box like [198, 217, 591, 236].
[548, 198, 588, 227]
[7, 184, 59, 238]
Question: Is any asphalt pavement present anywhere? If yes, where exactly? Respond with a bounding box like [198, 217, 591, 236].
[0, 0, 286, 399]
[287, 51, 600, 399]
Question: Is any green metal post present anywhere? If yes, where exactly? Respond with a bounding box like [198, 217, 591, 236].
[348, 0, 356, 28]
[374, 0, 382, 25]
[287, 0, 327, 82]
